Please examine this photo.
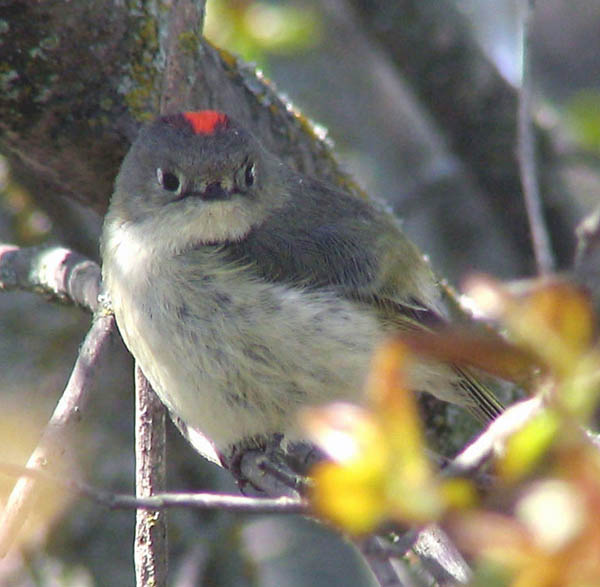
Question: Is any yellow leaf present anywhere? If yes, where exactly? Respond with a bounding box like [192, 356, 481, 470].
[440, 478, 478, 510]
[498, 410, 561, 481]
[311, 461, 386, 534]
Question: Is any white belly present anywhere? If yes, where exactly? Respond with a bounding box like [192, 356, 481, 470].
[103, 228, 382, 449]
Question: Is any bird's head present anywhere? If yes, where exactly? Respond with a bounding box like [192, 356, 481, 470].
[107, 111, 287, 250]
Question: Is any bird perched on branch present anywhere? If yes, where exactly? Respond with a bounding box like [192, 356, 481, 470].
[101, 110, 502, 453]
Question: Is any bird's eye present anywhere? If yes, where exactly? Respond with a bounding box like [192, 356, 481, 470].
[156, 168, 181, 193]
[244, 162, 256, 187]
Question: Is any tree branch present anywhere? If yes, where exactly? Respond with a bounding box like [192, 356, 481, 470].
[134, 366, 168, 587]
[0, 244, 101, 311]
[518, 0, 555, 274]
[0, 311, 115, 557]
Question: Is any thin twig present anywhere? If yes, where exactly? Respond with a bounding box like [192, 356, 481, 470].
[448, 396, 543, 476]
[412, 525, 471, 585]
[0, 463, 307, 514]
[574, 206, 600, 314]
[359, 532, 419, 561]
[517, 0, 555, 274]
[134, 367, 168, 587]
[0, 312, 115, 557]
[356, 535, 418, 587]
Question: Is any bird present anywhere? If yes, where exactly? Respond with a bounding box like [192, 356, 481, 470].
[101, 110, 502, 453]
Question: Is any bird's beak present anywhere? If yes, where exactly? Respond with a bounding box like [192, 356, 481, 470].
[186, 182, 231, 201]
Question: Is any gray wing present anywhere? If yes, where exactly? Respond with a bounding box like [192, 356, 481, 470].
[221, 175, 443, 318]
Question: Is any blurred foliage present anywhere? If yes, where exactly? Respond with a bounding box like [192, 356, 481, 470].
[307, 277, 600, 585]
[0, 407, 73, 554]
[565, 90, 600, 154]
[204, 0, 322, 65]
[0, 155, 52, 244]
[305, 340, 476, 535]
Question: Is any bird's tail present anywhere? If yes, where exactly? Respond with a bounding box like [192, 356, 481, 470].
[455, 365, 504, 422]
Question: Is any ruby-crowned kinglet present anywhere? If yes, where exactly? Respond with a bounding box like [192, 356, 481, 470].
[101, 111, 502, 452]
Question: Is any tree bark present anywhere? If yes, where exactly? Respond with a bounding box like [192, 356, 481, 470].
[0, 0, 363, 218]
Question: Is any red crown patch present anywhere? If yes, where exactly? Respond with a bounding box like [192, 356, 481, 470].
[183, 111, 229, 134]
